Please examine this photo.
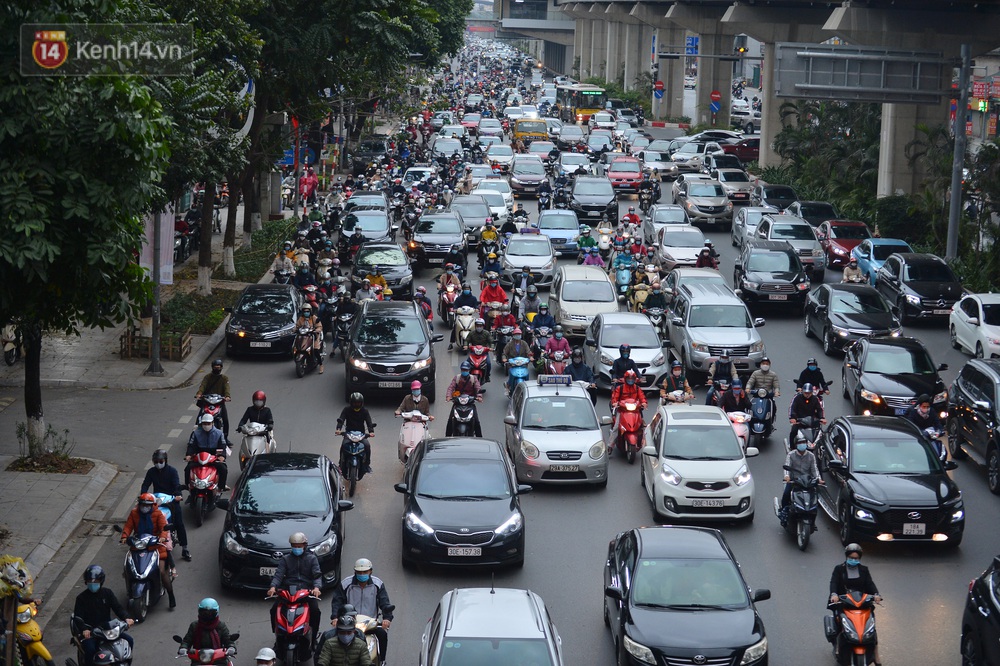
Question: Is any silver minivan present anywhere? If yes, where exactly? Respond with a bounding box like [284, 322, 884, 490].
[550, 265, 620, 337]
[753, 213, 826, 282]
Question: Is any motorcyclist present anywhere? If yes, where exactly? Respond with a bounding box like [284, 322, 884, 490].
[704, 240, 720, 263]
[578, 226, 598, 252]
[438, 264, 462, 292]
[509, 266, 538, 297]
[336, 393, 376, 475]
[329, 558, 395, 664]
[141, 449, 189, 562]
[705, 352, 738, 405]
[644, 282, 668, 310]
[829, 544, 882, 665]
[637, 173, 656, 202]
[316, 613, 371, 666]
[611, 369, 648, 435]
[511, 203, 530, 226]
[643, 247, 665, 276]
[582, 246, 605, 267]
[381, 288, 394, 302]
[612, 246, 635, 272]
[364, 265, 388, 291]
[499, 217, 519, 236]
[295, 304, 325, 373]
[796, 357, 830, 394]
[120, 493, 175, 609]
[395, 380, 434, 418]
[354, 278, 377, 302]
[905, 393, 943, 432]
[316, 240, 338, 265]
[490, 302, 518, 350]
[718, 379, 752, 413]
[842, 257, 865, 283]
[531, 302, 556, 335]
[445, 362, 483, 437]
[746, 356, 780, 397]
[237, 390, 274, 434]
[502, 328, 534, 365]
[185, 412, 229, 492]
[73, 565, 135, 664]
[448, 284, 480, 350]
[659, 361, 694, 403]
[566, 347, 595, 384]
[267, 532, 322, 641]
[295, 264, 318, 290]
[195, 358, 232, 441]
[628, 237, 647, 258]
[622, 206, 640, 229]
[695, 247, 718, 269]
[414, 285, 434, 313]
[779, 433, 824, 523]
[478, 275, 508, 316]
[271, 245, 295, 275]
[445, 245, 467, 276]
[788, 383, 826, 444]
[178, 599, 237, 663]
[465, 318, 494, 382]
[543, 324, 571, 359]
[480, 252, 503, 277]
[610, 344, 639, 383]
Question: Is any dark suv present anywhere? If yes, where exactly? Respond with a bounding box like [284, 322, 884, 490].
[351, 136, 390, 175]
[948, 358, 1000, 492]
[350, 242, 414, 299]
[569, 175, 617, 223]
[344, 300, 443, 402]
[733, 240, 810, 308]
[962, 555, 1000, 664]
[875, 252, 963, 324]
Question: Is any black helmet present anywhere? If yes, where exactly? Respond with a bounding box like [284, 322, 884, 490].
[336, 614, 357, 632]
[670, 360, 682, 369]
[619, 344, 631, 356]
[83, 565, 106, 584]
[916, 393, 932, 406]
[349, 392, 364, 409]
[152, 449, 168, 464]
[211, 358, 223, 370]
[844, 543, 863, 557]
[571, 347, 583, 359]
[335, 603, 358, 618]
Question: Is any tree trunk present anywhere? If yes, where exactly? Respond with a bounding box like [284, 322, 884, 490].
[22, 322, 46, 454]
[198, 181, 217, 295]
[242, 172, 257, 247]
[223, 174, 239, 277]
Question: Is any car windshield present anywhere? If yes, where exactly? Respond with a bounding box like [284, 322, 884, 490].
[358, 141, 385, 153]
[676, 143, 706, 155]
[772, 224, 816, 241]
[588, 137, 612, 148]
[463, 114, 481, 123]
[414, 459, 511, 499]
[688, 184, 726, 197]
[904, 261, 957, 283]
[517, 120, 547, 133]
[632, 137, 650, 148]
[356, 248, 406, 266]
[872, 243, 909, 260]
[528, 144, 555, 156]
[631, 558, 748, 608]
[662, 230, 705, 248]
[235, 292, 294, 315]
[831, 290, 889, 314]
[561, 127, 584, 139]
[742, 211, 765, 227]
[644, 152, 666, 162]
[799, 203, 837, 218]
[475, 191, 505, 207]
[983, 304, 1000, 326]
[451, 203, 490, 222]
[574, 180, 614, 196]
[601, 323, 660, 348]
[342, 214, 388, 232]
[416, 217, 462, 234]
[513, 162, 546, 176]
[747, 252, 796, 273]
[522, 396, 599, 430]
[851, 436, 940, 475]
[538, 214, 578, 230]
[718, 171, 750, 183]
[355, 316, 427, 344]
[480, 119, 501, 129]
[831, 224, 871, 240]
[237, 474, 330, 514]
[563, 280, 616, 303]
[435, 638, 554, 666]
[653, 208, 687, 225]
[765, 187, 796, 200]
[507, 239, 551, 257]
[434, 140, 462, 154]
[480, 180, 511, 194]
[487, 145, 513, 157]
[661, 424, 743, 460]
[862, 346, 936, 374]
[688, 305, 752, 328]
[611, 161, 641, 174]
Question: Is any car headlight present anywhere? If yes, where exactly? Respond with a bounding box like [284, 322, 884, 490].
[743, 280, 759, 290]
[412, 358, 431, 370]
[510, 177, 522, 184]
[854, 507, 875, 522]
[660, 464, 682, 486]
[812, 248, 824, 257]
[725, 201, 733, 211]
[662, 252, 675, 262]
[684, 200, 697, 211]
[405, 512, 434, 535]
[623, 635, 656, 664]
[351, 359, 369, 371]
[859, 389, 881, 404]
[541, 261, 554, 270]
[905, 294, 922, 306]
[988, 337, 1000, 347]
[751, 341, 765, 353]
[733, 464, 752, 487]
[399, 274, 412, 285]
[890, 328, 902, 337]
[934, 390, 948, 403]
[503, 258, 515, 269]
[311, 534, 337, 557]
[651, 352, 665, 367]
[223, 532, 248, 556]
[691, 341, 709, 352]
[521, 441, 540, 459]
[831, 325, 850, 337]
[600, 353, 615, 366]
[589, 441, 606, 460]
[797, 281, 811, 290]
[495, 512, 523, 536]
[740, 637, 768, 665]
[832, 245, 848, 255]
[951, 509, 965, 522]
[227, 322, 243, 332]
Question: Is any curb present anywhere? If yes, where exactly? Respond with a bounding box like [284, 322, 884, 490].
[647, 121, 690, 130]
[24, 458, 118, 575]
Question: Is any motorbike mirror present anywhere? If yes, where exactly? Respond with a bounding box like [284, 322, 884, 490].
[751, 589, 771, 602]
[937, 363, 948, 371]
[394, 483, 408, 494]
[604, 585, 624, 601]
[230, 633, 240, 642]
[745, 447, 760, 457]
[944, 460, 958, 471]
[516, 484, 533, 494]
[601, 415, 614, 426]
[113, 524, 123, 533]
[504, 415, 517, 425]
[173, 635, 184, 644]
[338, 500, 355, 512]
[215, 498, 230, 511]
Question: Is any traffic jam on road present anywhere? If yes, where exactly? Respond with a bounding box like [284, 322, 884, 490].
[56, 38, 1000, 666]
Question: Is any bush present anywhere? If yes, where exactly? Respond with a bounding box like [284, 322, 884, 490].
[162, 289, 241, 335]
[870, 195, 931, 244]
[222, 218, 298, 283]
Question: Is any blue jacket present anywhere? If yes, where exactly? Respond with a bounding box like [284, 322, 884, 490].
[532, 313, 555, 330]
[186, 428, 226, 456]
[566, 362, 595, 383]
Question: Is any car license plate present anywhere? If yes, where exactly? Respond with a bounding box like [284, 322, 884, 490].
[691, 499, 725, 508]
[249, 341, 271, 348]
[378, 381, 403, 388]
[893, 407, 908, 416]
[902, 523, 926, 536]
[427, 257, 444, 264]
[933, 309, 950, 315]
[549, 464, 579, 472]
[769, 294, 788, 301]
[447, 547, 482, 557]
[259, 567, 277, 577]
[588, 211, 601, 216]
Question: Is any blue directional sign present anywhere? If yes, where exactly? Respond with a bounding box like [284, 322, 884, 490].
[709, 100, 721, 113]
[277, 147, 317, 166]
[685, 35, 699, 56]
[654, 89, 664, 100]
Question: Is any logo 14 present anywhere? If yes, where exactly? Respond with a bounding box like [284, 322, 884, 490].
[33, 30, 68, 69]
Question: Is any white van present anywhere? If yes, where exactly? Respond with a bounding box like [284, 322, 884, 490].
[549, 265, 620, 337]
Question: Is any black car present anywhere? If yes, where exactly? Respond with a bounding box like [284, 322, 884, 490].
[804, 283, 902, 355]
[225, 284, 303, 356]
[874, 252, 963, 324]
[217, 453, 354, 590]
[342, 193, 388, 216]
[337, 210, 393, 256]
[734, 240, 810, 309]
[750, 184, 797, 211]
[569, 175, 617, 223]
[604, 526, 770, 666]
[447, 195, 493, 248]
[961, 555, 1000, 664]
[405, 213, 467, 268]
[947, 358, 1000, 493]
[344, 299, 442, 402]
[557, 125, 585, 150]
[394, 438, 530, 569]
[816, 415, 963, 546]
[785, 200, 839, 227]
[842, 336, 948, 416]
[350, 242, 414, 299]
[351, 136, 390, 175]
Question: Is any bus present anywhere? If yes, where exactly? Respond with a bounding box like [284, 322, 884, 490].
[555, 84, 607, 124]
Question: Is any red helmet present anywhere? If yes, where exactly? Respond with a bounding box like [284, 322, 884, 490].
[512, 327, 522, 335]
[624, 370, 638, 385]
[138, 493, 156, 507]
[252, 390, 266, 405]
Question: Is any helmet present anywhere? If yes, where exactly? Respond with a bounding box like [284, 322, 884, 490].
[731, 379, 743, 390]
[252, 390, 266, 405]
[336, 614, 357, 631]
[501, 303, 510, 312]
[283, 241, 292, 249]
[582, 227, 591, 234]
[801, 383, 814, 393]
[138, 493, 156, 507]
[512, 327, 522, 335]
[417, 285, 426, 294]
[806, 357, 817, 366]
[333, 258, 341, 266]
[302, 304, 313, 315]
[487, 252, 497, 260]
[474, 318, 485, 326]
[354, 558, 373, 572]
[619, 344, 631, 355]
[844, 543, 863, 557]
[199, 412, 215, 425]
[553, 324, 563, 333]
[670, 360, 682, 369]
[460, 361, 472, 371]
[349, 392, 364, 408]
[83, 565, 106, 584]
[256, 648, 277, 661]
[628, 206, 635, 213]
[382, 288, 393, 298]
[445, 263, 455, 270]
[411, 380, 422, 390]
[794, 431, 809, 444]
[211, 358, 223, 370]
[198, 598, 220, 622]
[571, 347, 584, 359]
[624, 369, 638, 383]
[760, 356, 770, 363]
[289, 532, 308, 545]
[152, 449, 168, 463]
[527, 285, 538, 296]
[539, 302, 548, 310]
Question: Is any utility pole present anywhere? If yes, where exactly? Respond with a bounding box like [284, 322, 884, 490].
[947, 43, 971, 260]
[145, 211, 164, 376]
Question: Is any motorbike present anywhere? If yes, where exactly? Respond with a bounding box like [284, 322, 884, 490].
[786, 415, 823, 452]
[293, 327, 322, 378]
[438, 284, 458, 327]
[273, 268, 293, 285]
[186, 451, 222, 527]
[629, 283, 650, 313]
[467, 344, 490, 383]
[113, 527, 163, 621]
[774, 469, 820, 551]
[644, 307, 667, 341]
[638, 188, 653, 213]
[613, 398, 645, 464]
[339, 431, 370, 497]
[825, 593, 880, 666]
[397, 411, 431, 464]
[402, 207, 421, 240]
[597, 225, 614, 260]
[448, 393, 479, 436]
[2, 322, 22, 366]
[172, 633, 239, 666]
[355, 606, 395, 666]
[67, 618, 133, 666]
[271, 587, 317, 665]
[615, 263, 633, 302]
[493, 324, 514, 358]
[335, 312, 355, 359]
[530, 327, 552, 372]
[748, 388, 775, 448]
[545, 349, 568, 374]
[237, 421, 276, 469]
[10, 598, 54, 666]
[506, 356, 531, 395]
[479, 239, 500, 267]
[538, 192, 551, 212]
[842, 272, 866, 284]
[195, 394, 227, 436]
[454, 305, 478, 351]
[728, 411, 751, 451]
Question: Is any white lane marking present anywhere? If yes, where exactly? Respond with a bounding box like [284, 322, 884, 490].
[168, 429, 183, 438]
[179, 415, 193, 424]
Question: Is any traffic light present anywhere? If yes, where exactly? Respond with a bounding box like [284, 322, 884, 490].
[734, 34, 748, 55]
[979, 98, 989, 113]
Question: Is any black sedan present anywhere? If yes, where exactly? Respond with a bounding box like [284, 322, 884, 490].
[804, 283, 902, 355]
[734, 239, 811, 309]
[217, 453, 354, 590]
[394, 438, 530, 569]
[405, 213, 467, 269]
[225, 284, 303, 356]
[604, 526, 770, 666]
[842, 336, 948, 416]
[816, 416, 963, 546]
[350, 242, 414, 299]
[962, 555, 1000, 664]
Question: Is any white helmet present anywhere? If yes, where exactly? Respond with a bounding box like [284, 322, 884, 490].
[354, 557, 373, 572]
[199, 413, 214, 425]
[255, 648, 277, 661]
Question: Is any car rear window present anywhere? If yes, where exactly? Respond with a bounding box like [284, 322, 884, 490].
[772, 224, 816, 241]
[436, 638, 553, 666]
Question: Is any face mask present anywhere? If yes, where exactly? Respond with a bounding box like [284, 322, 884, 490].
[734, 390, 743, 397]
[291, 547, 305, 556]
[513, 335, 522, 341]
[475, 326, 484, 332]
[140, 506, 152, 514]
[672, 370, 681, 377]
[154, 462, 165, 469]
[555, 332, 563, 339]
[212, 368, 222, 375]
[338, 633, 354, 645]
[87, 583, 101, 593]
[653, 289, 660, 295]
[356, 573, 371, 583]
[625, 379, 635, 386]
[807, 364, 817, 371]
[846, 558, 860, 567]
[202, 424, 214, 432]
[918, 405, 930, 415]
[463, 290, 471, 296]
[622, 352, 630, 358]
[461, 371, 470, 378]
[760, 364, 770, 372]
[447, 270, 454, 274]
[253, 400, 264, 408]
[352, 405, 361, 411]
[796, 443, 808, 452]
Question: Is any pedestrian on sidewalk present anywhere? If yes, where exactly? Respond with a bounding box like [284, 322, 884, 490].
[141, 449, 191, 562]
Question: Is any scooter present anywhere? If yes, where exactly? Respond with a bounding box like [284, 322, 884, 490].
[774, 469, 820, 551]
[293, 327, 322, 378]
[629, 283, 649, 313]
[786, 415, 823, 452]
[643, 307, 667, 342]
[748, 388, 775, 449]
[196, 394, 227, 435]
[1, 322, 21, 366]
[638, 188, 653, 213]
[538, 192, 551, 212]
[355, 605, 395, 666]
[506, 356, 531, 395]
[11, 598, 54, 666]
[339, 431, 370, 497]
[186, 451, 222, 527]
[530, 327, 552, 372]
[615, 262, 633, 302]
[546, 350, 568, 374]
[438, 284, 458, 327]
[825, 593, 880, 666]
[335, 312, 355, 359]
[273, 268, 293, 285]
[237, 421, 276, 469]
[468, 344, 490, 383]
[68, 618, 133, 666]
[173, 633, 239, 666]
[597, 225, 614, 260]
[397, 411, 431, 464]
[454, 305, 478, 351]
[447, 393, 478, 436]
[115, 528, 163, 622]
[613, 398, 645, 464]
[271, 586, 317, 666]
[728, 411, 751, 451]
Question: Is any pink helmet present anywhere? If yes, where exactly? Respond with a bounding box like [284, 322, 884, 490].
[411, 380, 422, 390]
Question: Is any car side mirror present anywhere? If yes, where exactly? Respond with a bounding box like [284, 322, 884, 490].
[745, 447, 759, 458]
[753, 318, 766, 327]
[517, 484, 533, 494]
[818, 235, 828, 241]
[431, 334, 445, 343]
[604, 585, 624, 601]
[967, 317, 980, 326]
[938, 363, 948, 371]
[215, 498, 230, 511]
[662, 339, 671, 348]
[815, 304, 827, 313]
[672, 317, 684, 326]
[338, 500, 354, 512]
[752, 589, 771, 602]
[393, 483, 408, 494]
[677, 191, 686, 199]
[503, 415, 517, 425]
[642, 445, 657, 456]
[944, 460, 959, 471]
[890, 306, 900, 317]
[585, 339, 597, 348]
[827, 459, 845, 471]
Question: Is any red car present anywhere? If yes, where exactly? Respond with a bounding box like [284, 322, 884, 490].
[817, 219, 872, 268]
[460, 113, 481, 135]
[606, 157, 644, 194]
[722, 137, 759, 163]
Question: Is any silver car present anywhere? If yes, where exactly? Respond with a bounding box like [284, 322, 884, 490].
[753, 214, 826, 282]
[642, 204, 690, 246]
[712, 168, 753, 205]
[657, 225, 707, 271]
[676, 180, 734, 228]
[670, 141, 723, 172]
[730, 206, 777, 249]
[500, 235, 556, 288]
[637, 149, 679, 182]
[504, 379, 611, 486]
[583, 312, 670, 391]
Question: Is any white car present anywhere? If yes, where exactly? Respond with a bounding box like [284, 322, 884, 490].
[544, 117, 563, 140]
[713, 168, 753, 205]
[583, 312, 669, 391]
[558, 152, 591, 176]
[485, 144, 515, 170]
[472, 188, 511, 224]
[477, 177, 514, 209]
[637, 150, 678, 181]
[501, 235, 556, 288]
[588, 112, 616, 131]
[503, 106, 524, 120]
[640, 404, 757, 522]
[730, 206, 778, 249]
[950, 293, 1000, 358]
[671, 141, 724, 172]
[684, 75, 696, 89]
[657, 225, 707, 271]
[520, 105, 540, 119]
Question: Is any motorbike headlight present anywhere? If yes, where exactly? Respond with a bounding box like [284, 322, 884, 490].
[412, 358, 431, 370]
[841, 614, 859, 639]
[521, 441, 540, 459]
[740, 637, 767, 665]
[624, 635, 655, 664]
[310, 534, 337, 557]
[733, 464, 752, 487]
[751, 341, 765, 353]
[859, 389, 881, 404]
[651, 352, 665, 366]
[193, 478, 210, 490]
[934, 390, 948, 403]
[890, 328, 902, 337]
[405, 512, 434, 535]
[660, 464, 682, 486]
[589, 441, 606, 460]
[494, 512, 523, 536]
[223, 531, 248, 556]
[351, 359, 369, 371]
[16, 607, 32, 623]
[905, 294, 922, 306]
